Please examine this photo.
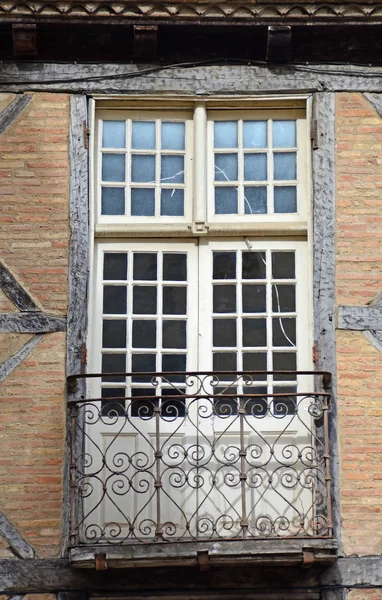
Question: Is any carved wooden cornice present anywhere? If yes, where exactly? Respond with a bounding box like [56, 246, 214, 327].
[1, 1, 382, 24]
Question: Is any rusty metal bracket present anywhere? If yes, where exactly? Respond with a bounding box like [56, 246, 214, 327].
[95, 553, 107, 571]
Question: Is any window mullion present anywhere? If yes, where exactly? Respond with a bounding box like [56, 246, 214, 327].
[193, 103, 207, 226]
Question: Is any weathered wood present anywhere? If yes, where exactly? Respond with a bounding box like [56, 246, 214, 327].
[70, 537, 337, 569]
[0, 313, 66, 333]
[67, 94, 89, 378]
[0, 94, 32, 135]
[0, 262, 38, 311]
[266, 26, 291, 63]
[364, 92, 382, 117]
[338, 306, 382, 331]
[364, 329, 382, 353]
[12, 24, 37, 56]
[320, 590, 347, 600]
[133, 25, 158, 59]
[312, 93, 341, 551]
[0, 558, 322, 593]
[0, 513, 35, 559]
[57, 592, 88, 600]
[321, 556, 382, 587]
[0, 334, 42, 383]
[0, 63, 381, 94]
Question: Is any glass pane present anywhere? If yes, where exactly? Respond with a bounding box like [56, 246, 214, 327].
[102, 319, 126, 348]
[101, 187, 125, 216]
[213, 352, 237, 377]
[214, 121, 238, 149]
[131, 388, 157, 418]
[242, 284, 266, 313]
[133, 286, 157, 314]
[131, 188, 155, 216]
[213, 252, 236, 280]
[132, 121, 155, 150]
[242, 252, 266, 279]
[132, 320, 156, 348]
[132, 354, 156, 382]
[213, 284, 236, 313]
[272, 252, 295, 279]
[243, 121, 267, 148]
[101, 388, 125, 417]
[162, 122, 185, 150]
[244, 154, 267, 181]
[273, 352, 297, 380]
[161, 189, 184, 216]
[242, 319, 266, 347]
[161, 155, 184, 184]
[272, 317, 296, 346]
[103, 285, 127, 314]
[102, 154, 125, 182]
[133, 253, 157, 281]
[163, 254, 187, 281]
[162, 354, 186, 382]
[215, 187, 238, 214]
[273, 120, 296, 148]
[243, 352, 267, 378]
[244, 187, 267, 215]
[272, 284, 295, 312]
[213, 319, 236, 347]
[131, 155, 155, 183]
[274, 153, 297, 180]
[163, 286, 187, 315]
[162, 389, 186, 418]
[104, 253, 127, 280]
[163, 320, 186, 349]
[215, 154, 238, 182]
[274, 187, 297, 213]
[102, 121, 126, 149]
[102, 353, 126, 382]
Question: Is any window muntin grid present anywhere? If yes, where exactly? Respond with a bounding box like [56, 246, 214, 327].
[211, 119, 298, 217]
[98, 113, 192, 221]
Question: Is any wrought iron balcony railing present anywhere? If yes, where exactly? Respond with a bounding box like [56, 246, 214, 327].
[68, 371, 333, 547]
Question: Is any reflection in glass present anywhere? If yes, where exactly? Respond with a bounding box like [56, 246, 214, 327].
[214, 121, 238, 149]
[242, 252, 266, 279]
[272, 317, 296, 346]
[101, 187, 125, 215]
[244, 154, 267, 181]
[215, 154, 238, 182]
[274, 153, 297, 180]
[162, 122, 185, 150]
[242, 284, 266, 313]
[131, 155, 155, 183]
[102, 154, 125, 182]
[213, 284, 236, 313]
[215, 187, 238, 214]
[274, 187, 297, 213]
[132, 121, 155, 150]
[104, 253, 127, 280]
[161, 189, 184, 216]
[273, 120, 296, 148]
[243, 121, 267, 148]
[133, 253, 157, 281]
[244, 187, 267, 214]
[161, 155, 184, 183]
[213, 252, 236, 280]
[131, 188, 155, 216]
[102, 121, 126, 149]
[272, 284, 295, 312]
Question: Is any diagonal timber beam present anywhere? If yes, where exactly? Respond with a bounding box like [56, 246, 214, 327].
[364, 93, 382, 117]
[0, 262, 39, 312]
[0, 313, 67, 334]
[338, 295, 382, 352]
[0, 514, 35, 559]
[0, 334, 42, 382]
[0, 94, 32, 136]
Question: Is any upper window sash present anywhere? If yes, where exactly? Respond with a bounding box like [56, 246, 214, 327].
[94, 104, 308, 233]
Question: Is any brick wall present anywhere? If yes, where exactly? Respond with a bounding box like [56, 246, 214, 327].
[0, 92, 70, 557]
[336, 92, 382, 556]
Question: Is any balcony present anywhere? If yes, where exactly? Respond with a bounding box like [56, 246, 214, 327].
[67, 371, 337, 568]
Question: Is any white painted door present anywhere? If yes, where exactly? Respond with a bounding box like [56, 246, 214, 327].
[82, 237, 313, 542]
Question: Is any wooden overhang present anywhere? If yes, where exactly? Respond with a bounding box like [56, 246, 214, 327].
[69, 538, 338, 570]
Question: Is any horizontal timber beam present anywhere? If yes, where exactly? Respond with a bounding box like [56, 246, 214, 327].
[0, 313, 67, 333]
[2, 556, 382, 594]
[337, 306, 382, 331]
[0, 63, 381, 94]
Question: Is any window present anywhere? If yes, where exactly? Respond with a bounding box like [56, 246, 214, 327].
[82, 99, 317, 543]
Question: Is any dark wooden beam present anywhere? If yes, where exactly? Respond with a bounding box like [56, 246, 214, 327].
[12, 24, 37, 56]
[0, 514, 35, 559]
[0, 262, 38, 311]
[266, 26, 291, 63]
[0, 313, 66, 334]
[133, 25, 158, 59]
[0, 335, 42, 383]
